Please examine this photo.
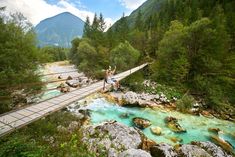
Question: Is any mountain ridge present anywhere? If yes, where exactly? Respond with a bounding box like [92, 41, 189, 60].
[35, 12, 85, 48]
[110, 0, 164, 30]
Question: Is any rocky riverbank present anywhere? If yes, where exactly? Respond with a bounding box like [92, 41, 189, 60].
[102, 89, 235, 122]
[80, 120, 233, 157]
[64, 95, 233, 157]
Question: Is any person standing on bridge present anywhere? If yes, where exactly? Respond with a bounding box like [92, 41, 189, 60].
[103, 65, 120, 90]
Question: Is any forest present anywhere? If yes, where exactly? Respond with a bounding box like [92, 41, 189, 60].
[69, 0, 235, 113]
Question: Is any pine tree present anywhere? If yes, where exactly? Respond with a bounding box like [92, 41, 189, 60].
[98, 13, 106, 32]
[91, 13, 99, 31]
[83, 16, 91, 38]
[115, 13, 129, 42]
[134, 10, 143, 31]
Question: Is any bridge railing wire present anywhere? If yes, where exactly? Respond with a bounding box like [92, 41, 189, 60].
[0, 63, 149, 100]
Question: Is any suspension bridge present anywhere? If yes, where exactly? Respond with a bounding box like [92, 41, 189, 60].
[0, 63, 148, 137]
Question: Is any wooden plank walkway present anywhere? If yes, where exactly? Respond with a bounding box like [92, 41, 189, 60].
[0, 63, 148, 137]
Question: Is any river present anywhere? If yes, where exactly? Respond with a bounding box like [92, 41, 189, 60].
[68, 97, 235, 150]
[40, 62, 235, 152]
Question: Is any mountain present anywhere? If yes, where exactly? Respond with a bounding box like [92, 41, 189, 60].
[35, 12, 84, 48]
[110, 0, 164, 30]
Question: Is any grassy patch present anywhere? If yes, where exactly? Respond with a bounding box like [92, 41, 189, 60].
[0, 111, 96, 157]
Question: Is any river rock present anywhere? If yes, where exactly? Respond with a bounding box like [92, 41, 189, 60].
[192, 141, 233, 157]
[165, 116, 186, 133]
[108, 90, 170, 107]
[150, 127, 162, 136]
[133, 117, 151, 129]
[60, 85, 70, 93]
[82, 121, 142, 156]
[201, 110, 213, 118]
[150, 143, 178, 157]
[67, 75, 73, 80]
[123, 91, 139, 105]
[143, 80, 151, 87]
[118, 149, 152, 157]
[179, 144, 212, 157]
[208, 128, 221, 134]
[141, 137, 156, 151]
[210, 135, 234, 154]
[168, 136, 183, 143]
[66, 80, 80, 88]
[119, 113, 131, 119]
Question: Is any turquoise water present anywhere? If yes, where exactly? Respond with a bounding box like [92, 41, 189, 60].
[39, 83, 61, 100]
[81, 98, 235, 148]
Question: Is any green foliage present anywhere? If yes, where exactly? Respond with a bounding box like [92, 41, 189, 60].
[154, 84, 183, 100]
[69, 0, 235, 112]
[114, 15, 129, 43]
[176, 94, 195, 112]
[0, 111, 96, 157]
[0, 10, 42, 113]
[83, 16, 91, 38]
[69, 37, 81, 63]
[83, 13, 106, 47]
[72, 39, 107, 78]
[0, 134, 46, 157]
[110, 41, 140, 71]
[153, 17, 235, 109]
[39, 46, 68, 63]
[155, 20, 189, 84]
[122, 71, 145, 91]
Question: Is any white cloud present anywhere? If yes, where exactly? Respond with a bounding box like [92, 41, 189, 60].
[0, 0, 113, 28]
[104, 17, 114, 30]
[119, 0, 146, 10]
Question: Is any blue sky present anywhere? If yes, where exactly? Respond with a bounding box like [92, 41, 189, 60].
[0, 0, 146, 28]
[47, 0, 130, 20]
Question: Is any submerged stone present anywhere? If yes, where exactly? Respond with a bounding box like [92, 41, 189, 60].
[119, 113, 131, 119]
[150, 127, 162, 136]
[167, 136, 183, 143]
[208, 128, 221, 134]
[165, 116, 186, 133]
[133, 117, 151, 129]
[210, 135, 234, 154]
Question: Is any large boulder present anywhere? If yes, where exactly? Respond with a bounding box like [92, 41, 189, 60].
[133, 117, 151, 129]
[192, 141, 233, 157]
[82, 121, 142, 156]
[119, 91, 165, 107]
[150, 143, 178, 157]
[164, 116, 186, 133]
[179, 144, 212, 157]
[118, 149, 152, 157]
[123, 91, 140, 105]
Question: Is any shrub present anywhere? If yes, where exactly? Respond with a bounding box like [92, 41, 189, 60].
[176, 94, 195, 112]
